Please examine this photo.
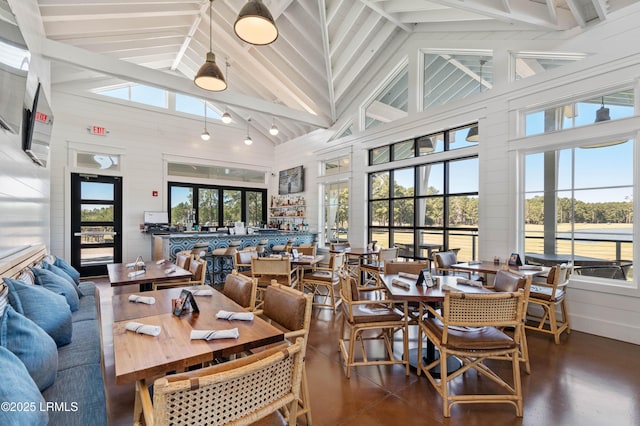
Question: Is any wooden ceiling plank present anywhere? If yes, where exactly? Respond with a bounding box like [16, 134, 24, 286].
[359, 0, 414, 32]
[319, 0, 336, 122]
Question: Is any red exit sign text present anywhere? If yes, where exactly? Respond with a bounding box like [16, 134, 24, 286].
[89, 125, 107, 136]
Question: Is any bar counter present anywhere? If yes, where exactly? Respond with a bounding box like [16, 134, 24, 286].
[152, 231, 317, 284]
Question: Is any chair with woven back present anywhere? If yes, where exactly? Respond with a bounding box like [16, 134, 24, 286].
[253, 283, 313, 425]
[338, 270, 409, 378]
[251, 257, 298, 309]
[330, 242, 359, 280]
[222, 270, 257, 312]
[487, 270, 533, 374]
[234, 249, 258, 277]
[418, 290, 527, 417]
[152, 257, 206, 291]
[525, 263, 573, 344]
[301, 252, 344, 312]
[133, 338, 305, 426]
[359, 246, 399, 292]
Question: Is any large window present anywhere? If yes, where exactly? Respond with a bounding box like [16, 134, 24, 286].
[369, 156, 478, 261]
[369, 124, 477, 166]
[423, 51, 493, 111]
[525, 89, 634, 136]
[523, 140, 634, 282]
[169, 183, 266, 229]
[320, 155, 350, 246]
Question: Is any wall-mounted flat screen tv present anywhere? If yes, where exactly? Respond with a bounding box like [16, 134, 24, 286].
[279, 165, 304, 194]
[0, 3, 30, 134]
[22, 82, 53, 167]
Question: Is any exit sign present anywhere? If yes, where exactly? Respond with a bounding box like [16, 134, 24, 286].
[89, 125, 107, 136]
[35, 112, 49, 123]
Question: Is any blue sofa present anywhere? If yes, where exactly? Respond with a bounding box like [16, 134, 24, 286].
[41, 280, 107, 426]
[0, 245, 107, 426]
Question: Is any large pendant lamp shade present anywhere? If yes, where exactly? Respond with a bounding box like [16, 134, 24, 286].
[234, 0, 278, 45]
[194, 0, 227, 91]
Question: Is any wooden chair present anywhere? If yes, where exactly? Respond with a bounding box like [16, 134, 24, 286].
[330, 242, 359, 280]
[272, 238, 295, 254]
[433, 251, 472, 278]
[301, 253, 344, 312]
[338, 270, 409, 378]
[133, 338, 305, 426]
[418, 291, 527, 417]
[251, 257, 298, 308]
[383, 260, 430, 323]
[525, 263, 572, 344]
[383, 259, 430, 275]
[234, 249, 258, 277]
[222, 270, 257, 311]
[254, 284, 313, 425]
[152, 257, 206, 290]
[487, 270, 533, 374]
[174, 250, 192, 271]
[359, 247, 398, 291]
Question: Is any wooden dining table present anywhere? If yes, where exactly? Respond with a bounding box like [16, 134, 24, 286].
[330, 247, 379, 284]
[107, 260, 192, 290]
[451, 260, 548, 282]
[110, 286, 284, 384]
[290, 254, 324, 286]
[380, 273, 492, 375]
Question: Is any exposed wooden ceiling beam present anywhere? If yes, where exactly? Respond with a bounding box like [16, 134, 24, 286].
[41, 37, 330, 128]
[358, 0, 414, 32]
[318, 0, 336, 122]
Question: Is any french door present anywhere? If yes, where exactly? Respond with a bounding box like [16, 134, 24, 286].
[70, 173, 123, 277]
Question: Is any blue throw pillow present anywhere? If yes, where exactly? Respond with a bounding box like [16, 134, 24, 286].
[0, 305, 58, 392]
[0, 346, 49, 425]
[43, 261, 84, 298]
[31, 267, 80, 312]
[54, 257, 80, 284]
[4, 278, 72, 347]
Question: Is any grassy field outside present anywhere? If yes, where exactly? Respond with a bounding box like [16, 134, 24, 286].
[369, 222, 633, 279]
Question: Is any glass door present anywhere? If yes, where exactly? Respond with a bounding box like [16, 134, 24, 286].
[70, 173, 122, 277]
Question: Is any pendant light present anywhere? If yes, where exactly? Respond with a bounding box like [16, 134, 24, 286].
[234, 0, 279, 46]
[244, 118, 253, 145]
[221, 61, 232, 123]
[594, 96, 611, 122]
[194, 0, 227, 91]
[466, 58, 486, 142]
[269, 117, 279, 135]
[201, 101, 210, 141]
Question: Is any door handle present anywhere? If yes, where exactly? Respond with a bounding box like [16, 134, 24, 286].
[73, 232, 118, 236]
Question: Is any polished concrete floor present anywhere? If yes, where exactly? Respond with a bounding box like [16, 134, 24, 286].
[98, 279, 640, 426]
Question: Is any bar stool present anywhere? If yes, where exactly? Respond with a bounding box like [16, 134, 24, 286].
[191, 241, 209, 258]
[210, 240, 242, 285]
[256, 239, 269, 257]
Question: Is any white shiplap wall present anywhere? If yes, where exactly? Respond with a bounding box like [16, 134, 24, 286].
[49, 91, 276, 263]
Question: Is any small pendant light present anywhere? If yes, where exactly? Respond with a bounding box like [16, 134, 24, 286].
[201, 101, 211, 141]
[244, 118, 253, 145]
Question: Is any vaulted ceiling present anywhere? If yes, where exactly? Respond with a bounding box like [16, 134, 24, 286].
[35, 0, 634, 144]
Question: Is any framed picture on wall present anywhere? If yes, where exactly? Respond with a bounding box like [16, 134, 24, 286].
[279, 165, 304, 194]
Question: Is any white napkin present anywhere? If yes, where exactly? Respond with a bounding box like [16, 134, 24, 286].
[398, 272, 419, 280]
[191, 328, 239, 340]
[441, 284, 463, 293]
[125, 322, 161, 336]
[519, 265, 543, 271]
[216, 310, 254, 321]
[456, 278, 483, 288]
[128, 270, 145, 278]
[128, 294, 156, 304]
[391, 278, 411, 289]
[189, 288, 213, 297]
